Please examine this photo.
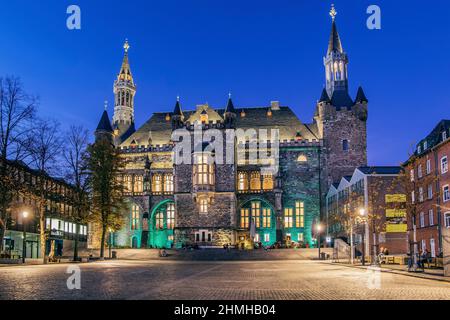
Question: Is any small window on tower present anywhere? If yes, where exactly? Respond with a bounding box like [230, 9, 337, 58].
[342, 139, 349, 151]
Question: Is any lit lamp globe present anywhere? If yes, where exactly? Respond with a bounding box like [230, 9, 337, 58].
[359, 208, 366, 216]
[23, 211, 29, 219]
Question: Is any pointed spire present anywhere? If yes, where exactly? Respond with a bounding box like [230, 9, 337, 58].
[118, 39, 133, 83]
[96, 110, 113, 133]
[355, 86, 368, 103]
[173, 96, 183, 117]
[224, 94, 236, 114]
[327, 5, 344, 55]
[319, 88, 331, 103]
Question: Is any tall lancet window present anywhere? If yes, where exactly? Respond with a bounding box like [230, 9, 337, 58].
[193, 152, 214, 186]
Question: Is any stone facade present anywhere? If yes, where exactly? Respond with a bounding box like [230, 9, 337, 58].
[92, 12, 369, 250]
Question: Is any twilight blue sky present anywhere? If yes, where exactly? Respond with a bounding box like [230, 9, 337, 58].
[1, 0, 449, 166]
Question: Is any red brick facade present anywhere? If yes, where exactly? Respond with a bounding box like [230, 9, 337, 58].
[405, 123, 450, 258]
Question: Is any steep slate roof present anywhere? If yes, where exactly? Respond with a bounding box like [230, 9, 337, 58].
[119, 105, 319, 148]
[224, 97, 236, 114]
[357, 166, 402, 175]
[355, 86, 368, 103]
[416, 119, 450, 155]
[331, 90, 354, 108]
[327, 20, 344, 55]
[319, 88, 331, 103]
[96, 110, 113, 133]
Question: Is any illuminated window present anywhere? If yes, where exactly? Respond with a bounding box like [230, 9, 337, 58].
[262, 208, 271, 228]
[237, 172, 248, 191]
[250, 171, 261, 191]
[199, 198, 208, 214]
[240, 208, 249, 228]
[295, 201, 304, 228]
[124, 175, 133, 193]
[284, 208, 293, 228]
[262, 173, 274, 190]
[298, 233, 304, 242]
[251, 202, 261, 228]
[133, 175, 143, 193]
[167, 203, 175, 229]
[193, 153, 214, 186]
[164, 174, 174, 193]
[152, 174, 162, 193]
[156, 211, 164, 229]
[131, 205, 140, 230]
[264, 233, 270, 242]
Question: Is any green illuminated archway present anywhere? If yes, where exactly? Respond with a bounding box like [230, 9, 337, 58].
[149, 200, 175, 249]
[238, 198, 276, 246]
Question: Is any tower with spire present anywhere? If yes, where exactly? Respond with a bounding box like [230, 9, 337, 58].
[314, 5, 368, 186]
[113, 39, 136, 144]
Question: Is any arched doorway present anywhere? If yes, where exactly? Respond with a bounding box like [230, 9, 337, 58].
[238, 198, 276, 248]
[149, 200, 175, 249]
[131, 236, 138, 248]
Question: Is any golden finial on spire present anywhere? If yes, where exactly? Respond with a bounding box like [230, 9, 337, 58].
[228, 92, 232, 99]
[123, 39, 130, 53]
[176, 95, 180, 102]
[104, 100, 108, 111]
[330, 4, 337, 21]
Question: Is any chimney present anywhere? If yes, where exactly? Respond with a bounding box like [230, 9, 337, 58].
[270, 101, 280, 111]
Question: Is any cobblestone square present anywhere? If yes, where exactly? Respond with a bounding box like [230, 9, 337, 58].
[0, 260, 449, 300]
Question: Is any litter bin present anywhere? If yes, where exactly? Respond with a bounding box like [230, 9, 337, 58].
[112, 251, 117, 259]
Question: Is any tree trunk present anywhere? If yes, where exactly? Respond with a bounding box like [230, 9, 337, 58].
[100, 224, 106, 258]
[73, 223, 79, 261]
[39, 205, 48, 264]
[0, 221, 5, 254]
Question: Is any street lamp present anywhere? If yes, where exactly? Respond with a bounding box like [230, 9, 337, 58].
[316, 224, 322, 260]
[22, 211, 29, 264]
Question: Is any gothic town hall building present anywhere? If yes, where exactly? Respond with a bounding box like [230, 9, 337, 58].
[93, 12, 368, 249]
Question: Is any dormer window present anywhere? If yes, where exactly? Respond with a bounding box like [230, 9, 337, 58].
[240, 110, 246, 118]
[423, 141, 428, 150]
[443, 131, 448, 141]
[417, 145, 422, 154]
[200, 110, 208, 124]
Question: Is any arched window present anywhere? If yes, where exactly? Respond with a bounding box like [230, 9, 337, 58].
[250, 172, 261, 191]
[152, 174, 162, 194]
[155, 211, 164, 229]
[167, 203, 175, 229]
[237, 172, 248, 192]
[262, 173, 274, 190]
[131, 205, 140, 230]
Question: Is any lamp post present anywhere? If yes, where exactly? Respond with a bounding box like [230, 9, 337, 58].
[22, 211, 28, 264]
[316, 224, 322, 260]
[359, 208, 366, 266]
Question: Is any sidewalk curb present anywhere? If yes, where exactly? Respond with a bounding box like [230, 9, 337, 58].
[328, 261, 450, 283]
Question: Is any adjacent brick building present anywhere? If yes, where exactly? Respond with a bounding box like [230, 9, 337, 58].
[1, 160, 88, 259]
[92, 9, 369, 249]
[404, 120, 450, 258]
[326, 167, 408, 256]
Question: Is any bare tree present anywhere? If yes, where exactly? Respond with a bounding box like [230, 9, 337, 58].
[63, 126, 91, 261]
[27, 119, 62, 264]
[0, 76, 36, 253]
[87, 138, 126, 258]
